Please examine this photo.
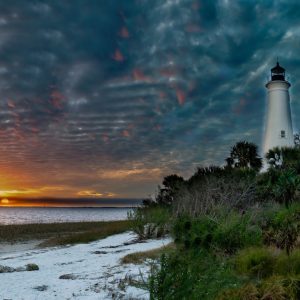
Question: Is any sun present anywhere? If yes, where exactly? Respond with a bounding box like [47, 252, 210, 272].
[0, 198, 10, 205]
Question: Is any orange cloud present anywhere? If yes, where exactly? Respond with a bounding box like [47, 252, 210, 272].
[77, 190, 116, 198]
[98, 168, 161, 180]
[0, 186, 66, 197]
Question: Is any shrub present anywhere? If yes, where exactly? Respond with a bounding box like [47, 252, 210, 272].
[216, 284, 259, 300]
[149, 250, 241, 300]
[218, 276, 300, 300]
[260, 275, 300, 300]
[173, 212, 262, 254]
[128, 206, 171, 240]
[274, 250, 300, 276]
[173, 168, 257, 217]
[26, 263, 39, 271]
[213, 213, 262, 254]
[235, 247, 275, 279]
[262, 203, 300, 255]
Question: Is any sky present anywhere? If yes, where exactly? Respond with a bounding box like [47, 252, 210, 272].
[0, 0, 300, 204]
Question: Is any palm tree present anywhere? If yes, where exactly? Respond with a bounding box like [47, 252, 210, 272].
[272, 169, 300, 207]
[226, 141, 262, 172]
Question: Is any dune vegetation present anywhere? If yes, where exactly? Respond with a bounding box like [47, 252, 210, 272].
[128, 142, 300, 300]
[0, 220, 132, 246]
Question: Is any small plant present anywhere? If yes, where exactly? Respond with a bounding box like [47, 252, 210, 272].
[0, 265, 14, 273]
[274, 250, 300, 276]
[260, 275, 300, 300]
[235, 247, 275, 279]
[216, 283, 259, 300]
[173, 212, 262, 253]
[128, 206, 171, 240]
[26, 263, 39, 271]
[263, 203, 300, 255]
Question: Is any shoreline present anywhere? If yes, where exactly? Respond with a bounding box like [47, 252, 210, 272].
[0, 239, 44, 256]
[0, 220, 132, 249]
[0, 231, 172, 299]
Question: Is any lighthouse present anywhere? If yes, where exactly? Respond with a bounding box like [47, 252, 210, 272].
[263, 62, 294, 154]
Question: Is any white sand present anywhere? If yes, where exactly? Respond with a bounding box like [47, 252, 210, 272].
[0, 232, 171, 299]
[0, 239, 43, 255]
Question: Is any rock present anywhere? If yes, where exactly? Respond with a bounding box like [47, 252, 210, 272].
[0, 265, 15, 273]
[26, 263, 39, 271]
[59, 273, 77, 280]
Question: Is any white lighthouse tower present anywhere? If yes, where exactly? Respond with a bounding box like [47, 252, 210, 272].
[263, 62, 294, 154]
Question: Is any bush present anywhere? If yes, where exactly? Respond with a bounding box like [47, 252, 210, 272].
[218, 276, 300, 300]
[173, 168, 257, 217]
[128, 206, 171, 240]
[26, 263, 39, 271]
[149, 250, 242, 300]
[213, 213, 262, 254]
[235, 247, 275, 279]
[216, 283, 259, 300]
[262, 203, 300, 255]
[274, 250, 300, 276]
[173, 212, 262, 254]
[260, 275, 300, 300]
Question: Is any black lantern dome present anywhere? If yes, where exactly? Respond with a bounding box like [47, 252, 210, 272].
[271, 62, 285, 81]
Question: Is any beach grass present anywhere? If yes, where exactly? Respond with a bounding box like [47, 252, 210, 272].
[0, 220, 132, 246]
[121, 243, 175, 264]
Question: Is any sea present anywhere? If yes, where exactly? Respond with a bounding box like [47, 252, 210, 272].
[0, 207, 133, 225]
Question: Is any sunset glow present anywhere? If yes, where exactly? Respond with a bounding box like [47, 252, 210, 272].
[0, 198, 9, 205]
[0, 1, 299, 207]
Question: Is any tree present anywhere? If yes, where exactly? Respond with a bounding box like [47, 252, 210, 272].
[156, 174, 185, 206]
[271, 169, 300, 207]
[226, 141, 262, 172]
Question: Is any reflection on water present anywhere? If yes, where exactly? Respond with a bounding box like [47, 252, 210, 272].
[0, 207, 131, 225]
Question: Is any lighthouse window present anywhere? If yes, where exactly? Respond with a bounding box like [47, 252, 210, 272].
[281, 130, 286, 138]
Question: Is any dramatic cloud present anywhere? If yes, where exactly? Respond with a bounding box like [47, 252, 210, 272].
[0, 0, 299, 199]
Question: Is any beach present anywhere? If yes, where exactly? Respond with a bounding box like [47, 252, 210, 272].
[0, 230, 171, 299]
[0, 220, 172, 299]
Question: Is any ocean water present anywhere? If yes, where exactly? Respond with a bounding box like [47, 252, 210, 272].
[0, 207, 132, 225]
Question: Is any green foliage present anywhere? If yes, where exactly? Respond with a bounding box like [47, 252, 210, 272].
[257, 169, 300, 207]
[26, 263, 39, 271]
[0, 220, 132, 245]
[155, 174, 185, 206]
[260, 275, 300, 300]
[216, 283, 259, 300]
[273, 170, 300, 207]
[274, 250, 300, 276]
[149, 250, 242, 300]
[213, 214, 262, 254]
[218, 276, 300, 300]
[40, 220, 132, 247]
[128, 206, 171, 240]
[173, 213, 262, 253]
[174, 167, 257, 217]
[137, 141, 300, 299]
[262, 203, 300, 255]
[235, 247, 275, 278]
[266, 146, 300, 172]
[226, 141, 262, 172]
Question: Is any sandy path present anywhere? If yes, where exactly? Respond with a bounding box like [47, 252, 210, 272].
[0, 232, 171, 300]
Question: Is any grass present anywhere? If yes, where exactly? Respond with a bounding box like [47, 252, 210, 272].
[121, 243, 175, 264]
[0, 220, 132, 246]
